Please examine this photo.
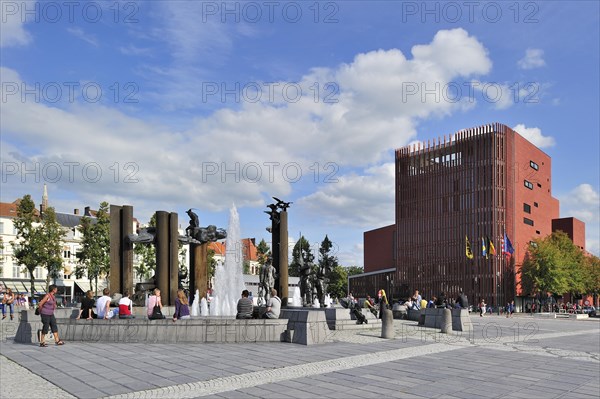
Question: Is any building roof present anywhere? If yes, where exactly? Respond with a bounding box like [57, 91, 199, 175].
[0, 200, 40, 218]
[207, 239, 259, 262]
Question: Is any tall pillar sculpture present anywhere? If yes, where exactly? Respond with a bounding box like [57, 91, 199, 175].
[109, 204, 134, 295]
[155, 211, 169, 303]
[169, 212, 179, 305]
[266, 197, 292, 307]
[184, 209, 227, 300]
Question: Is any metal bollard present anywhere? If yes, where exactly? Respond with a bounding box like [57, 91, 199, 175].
[381, 308, 394, 339]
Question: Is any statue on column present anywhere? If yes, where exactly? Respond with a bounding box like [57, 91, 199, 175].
[299, 259, 313, 307]
[258, 256, 276, 306]
[315, 261, 330, 308]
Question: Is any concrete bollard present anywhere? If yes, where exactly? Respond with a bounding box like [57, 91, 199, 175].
[418, 310, 425, 326]
[441, 308, 452, 334]
[381, 308, 394, 339]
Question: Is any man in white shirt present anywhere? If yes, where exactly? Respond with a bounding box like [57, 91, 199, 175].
[264, 288, 281, 319]
[96, 288, 112, 319]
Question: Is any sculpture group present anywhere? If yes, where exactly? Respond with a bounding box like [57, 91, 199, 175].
[298, 255, 331, 308]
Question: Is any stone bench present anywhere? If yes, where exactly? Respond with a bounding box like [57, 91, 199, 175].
[15, 310, 288, 344]
[422, 308, 472, 331]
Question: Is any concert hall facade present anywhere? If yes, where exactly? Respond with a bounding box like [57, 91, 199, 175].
[351, 123, 586, 310]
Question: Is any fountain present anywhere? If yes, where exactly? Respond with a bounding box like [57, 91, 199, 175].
[290, 286, 302, 307]
[210, 205, 246, 316]
[191, 289, 200, 316]
[200, 297, 209, 316]
[324, 294, 332, 308]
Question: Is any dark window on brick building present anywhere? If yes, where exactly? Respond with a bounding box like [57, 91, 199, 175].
[530, 161, 539, 170]
[524, 180, 533, 190]
[524, 218, 534, 226]
[524, 203, 531, 214]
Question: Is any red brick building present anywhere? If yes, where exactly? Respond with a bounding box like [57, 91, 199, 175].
[354, 123, 588, 310]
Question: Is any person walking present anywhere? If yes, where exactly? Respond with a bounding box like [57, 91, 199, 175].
[2, 288, 15, 320]
[479, 298, 486, 317]
[37, 285, 65, 347]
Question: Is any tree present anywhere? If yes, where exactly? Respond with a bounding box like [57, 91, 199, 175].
[345, 266, 364, 277]
[582, 255, 600, 300]
[207, 249, 217, 282]
[318, 235, 340, 295]
[327, 264, 347, 300]
[76, 202, 110, 293]
[256, 238, 271, 266]
[289, 236, 314, 277]
[133, 213, 156, 281]
[243, 260, 251, 274]
[12, 196, 65, 296]
[520, 231, 584, 296]
[39, 207, 66, 290]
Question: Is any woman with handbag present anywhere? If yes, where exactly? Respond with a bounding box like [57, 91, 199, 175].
[37, 285, 65, 347]
[147, 288, 165, 320]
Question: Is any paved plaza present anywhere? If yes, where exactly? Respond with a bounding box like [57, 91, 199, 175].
[1, 313, 598, 399]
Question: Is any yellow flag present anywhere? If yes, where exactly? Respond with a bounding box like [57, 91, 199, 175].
[465, 236, 474, 259]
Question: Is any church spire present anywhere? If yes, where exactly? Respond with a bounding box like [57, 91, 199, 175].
[41, 183, 48, 214]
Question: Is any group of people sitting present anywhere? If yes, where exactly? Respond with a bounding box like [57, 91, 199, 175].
[235, 288, 280, 319]
[75, 288, 191, 321]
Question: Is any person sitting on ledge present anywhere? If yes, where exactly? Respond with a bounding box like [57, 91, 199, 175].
[76, 290, 96, 320]
[173, 289, 190, 321]
[96, 288, 113, 319]
[263, 288, 281, 319]
[147, 288, 166, 320]
[236, 290, 254, 319]
[118, 290, 135, 319]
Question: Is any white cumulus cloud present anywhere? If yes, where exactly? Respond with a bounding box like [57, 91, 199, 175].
[518, 48, 546, 70]
[512, 124, 556, 148]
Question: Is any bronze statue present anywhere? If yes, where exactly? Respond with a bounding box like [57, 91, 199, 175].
[299, 258, 313, 307]
[258, 256, 276, 306]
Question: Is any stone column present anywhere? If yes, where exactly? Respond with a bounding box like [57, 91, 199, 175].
[381, 308, 394, 339]
[189, 243, 209, 299]
[441, 308, 452, 334]
[272, 216, 280, 298]
[169, 212, 179, 306]
[279, 211, 289, 306]
[121, 205, 134, 295]
[109, 205, 122, 294]
[155, 211, 169, 299]
[197, 243, 208, 298]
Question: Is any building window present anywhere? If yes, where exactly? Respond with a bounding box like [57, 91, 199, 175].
[524, 180, 533, 190]
[534, 202, 538, 207]
[530, 161, 539, 170]
[536, 230, 541, 234]
[524, 203, 531, 214]
[524, 217, 534, 226]
[537, 183, 542, 188]
[530, 241, 538, 248]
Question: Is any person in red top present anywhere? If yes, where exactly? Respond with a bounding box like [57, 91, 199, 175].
[37, 285, 65, 347]
[118, 290, 135, 319]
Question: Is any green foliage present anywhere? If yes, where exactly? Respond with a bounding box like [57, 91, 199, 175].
[40, 207, 66, 288]
[289, 236, 314, 277]
[345, 265, 364, 277]
[133, 213, 156, 281]
[327, 264, 347, 300]
[12, 195, 65, 295]
[319, 235, 341, 297]
[243, 260, 250, 274]
[583, 255, 600, 295]
[207, 249, 217, 281]
[76, 202, 110, 293]
[520, 231, 586, 296]
[256, 238, 270, 266]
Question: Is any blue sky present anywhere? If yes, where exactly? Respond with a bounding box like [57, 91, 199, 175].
[1, 0, 599, 263]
